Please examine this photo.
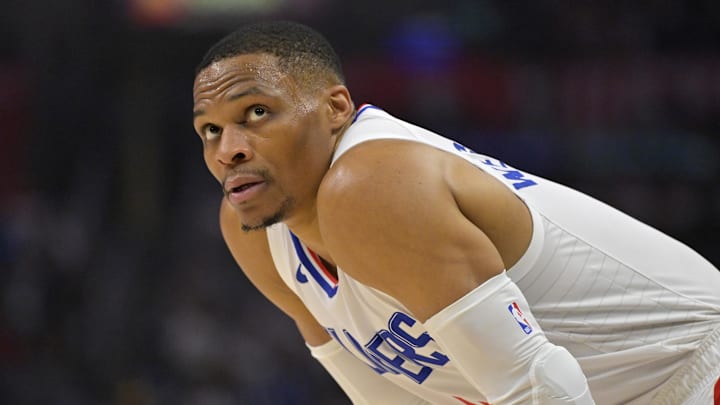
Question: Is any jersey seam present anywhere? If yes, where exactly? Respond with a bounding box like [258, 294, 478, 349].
[538, 213, 720, 313]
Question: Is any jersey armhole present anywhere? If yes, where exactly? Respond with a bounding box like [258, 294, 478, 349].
[506, 204, 545, 282]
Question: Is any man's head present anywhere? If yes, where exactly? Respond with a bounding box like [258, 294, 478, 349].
[196, 20, 345, 89]
[193, 21, 354, 232]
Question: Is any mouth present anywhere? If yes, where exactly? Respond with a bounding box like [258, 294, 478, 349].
[224, 174, 268, 205]
[228, 181, 262, 194]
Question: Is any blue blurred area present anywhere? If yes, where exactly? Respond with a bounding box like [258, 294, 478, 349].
[1, 1, 719, 404]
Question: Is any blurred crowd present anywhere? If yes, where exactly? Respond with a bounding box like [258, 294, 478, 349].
[1, 1, 719, 404]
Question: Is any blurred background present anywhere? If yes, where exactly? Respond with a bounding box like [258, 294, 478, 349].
[1, 1, 719, 404]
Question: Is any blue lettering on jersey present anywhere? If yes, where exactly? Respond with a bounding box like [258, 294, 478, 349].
[290, 233, 337, 298]
[387, 312, 448, 366]
[328, 311, 449, 384]
[453, 142, 476, 154]
[327, 328, 350, 352]
[295, 264, 308, 283]
[343, 329, 398, 375]
[453, 141, 538, 190]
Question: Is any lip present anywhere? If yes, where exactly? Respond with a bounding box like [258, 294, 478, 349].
[224, 174, 267, 205]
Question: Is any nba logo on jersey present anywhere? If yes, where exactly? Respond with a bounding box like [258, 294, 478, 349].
[508, 302, 533, 335]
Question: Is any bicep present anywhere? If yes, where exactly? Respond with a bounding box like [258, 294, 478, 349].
[219, 199, 330, 346]
[318, 141, 508, 322]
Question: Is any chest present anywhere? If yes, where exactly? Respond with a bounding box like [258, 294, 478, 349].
[288, 232, 454, 383]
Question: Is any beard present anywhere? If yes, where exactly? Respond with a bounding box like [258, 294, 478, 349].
[240, 196, 294, 232]
[221, 167, 292, 232]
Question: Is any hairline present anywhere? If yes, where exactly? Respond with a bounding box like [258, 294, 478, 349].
[196, 51, 343, 92]
[195, 21, 345, 83]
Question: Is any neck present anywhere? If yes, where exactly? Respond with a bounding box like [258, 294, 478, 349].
[286, 220, 335, 266]
[282, 105, 357, 265]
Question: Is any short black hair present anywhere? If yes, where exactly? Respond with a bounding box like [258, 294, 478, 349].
[196, 20, 345, 84]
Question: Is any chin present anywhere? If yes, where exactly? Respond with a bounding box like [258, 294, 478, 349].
[239, 209, 288, 232]
[238, 197, 294, 232]
[241, 218, 279, 232]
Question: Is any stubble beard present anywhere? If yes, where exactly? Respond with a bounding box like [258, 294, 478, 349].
[221, 167, 292, 232]
[240, 196, 295, 232]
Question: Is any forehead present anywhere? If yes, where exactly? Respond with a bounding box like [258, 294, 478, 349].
[193, 53, 290, 103]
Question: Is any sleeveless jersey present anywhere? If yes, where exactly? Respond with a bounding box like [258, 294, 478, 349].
[266, 105, 720, 404]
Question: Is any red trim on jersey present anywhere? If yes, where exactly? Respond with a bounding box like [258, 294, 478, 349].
[714, 375, 719, 405]
[308, 249, 338, 284]
[453, 396, 490, 405]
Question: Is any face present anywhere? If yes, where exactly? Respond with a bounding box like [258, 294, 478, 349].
[193, 53, 340, 231]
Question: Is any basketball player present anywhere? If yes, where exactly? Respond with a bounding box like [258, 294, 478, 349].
[192, 21, 720, 404]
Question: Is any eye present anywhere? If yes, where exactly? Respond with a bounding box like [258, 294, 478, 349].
[247, 106, 267, 124]
[203, 124, 222, 141]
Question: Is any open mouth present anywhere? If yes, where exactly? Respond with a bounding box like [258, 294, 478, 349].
[225, 179, 266, 205]
[223, 172, 268, 204]
[231, 182, 260, 193]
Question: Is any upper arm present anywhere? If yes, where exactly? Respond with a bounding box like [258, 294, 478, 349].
[317, 140, 531, 322]
[219, 199, 330, 345]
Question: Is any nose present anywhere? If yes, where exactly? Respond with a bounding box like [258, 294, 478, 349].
[216, 127, 253, 166]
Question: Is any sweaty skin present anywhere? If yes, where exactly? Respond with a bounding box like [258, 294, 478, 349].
[193, 54, 350, 238]
[193, 53, 533, 343]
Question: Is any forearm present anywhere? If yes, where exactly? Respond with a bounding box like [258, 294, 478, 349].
[308, 338, 431, 405]
[423, 271, 594, 405]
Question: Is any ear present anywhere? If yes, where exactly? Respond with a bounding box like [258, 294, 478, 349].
[325, 85, 354, 133]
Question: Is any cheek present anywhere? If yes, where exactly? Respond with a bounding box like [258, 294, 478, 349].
[288, 139, 333, 191]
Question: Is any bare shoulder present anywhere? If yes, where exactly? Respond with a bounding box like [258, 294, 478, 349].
[317, 140, 449, 232]
[317, 140, 513, 321]
[219, 199, 329, 344]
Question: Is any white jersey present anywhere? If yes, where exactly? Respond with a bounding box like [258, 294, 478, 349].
[266, 105, 720, 404]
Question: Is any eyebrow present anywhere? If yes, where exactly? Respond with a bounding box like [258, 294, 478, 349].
[193, 86, 266, 119]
